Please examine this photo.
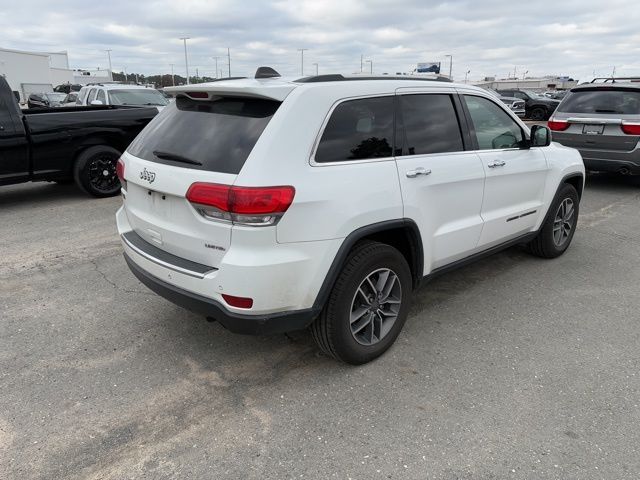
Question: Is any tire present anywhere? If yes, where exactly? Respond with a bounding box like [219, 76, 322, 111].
[310, 241, 413, 365]
[73, 145, 122, 197]
[529, 107, 546, 121]
[526, 183, 579, 258]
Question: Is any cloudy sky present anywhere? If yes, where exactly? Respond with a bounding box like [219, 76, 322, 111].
[2, 0, 640, 82]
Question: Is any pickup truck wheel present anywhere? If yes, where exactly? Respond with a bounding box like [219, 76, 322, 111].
[526, 183, 579, 258]
[311, 241, 412, 365]
[74, 146, 122, 197]
[529, 107, 546, 121]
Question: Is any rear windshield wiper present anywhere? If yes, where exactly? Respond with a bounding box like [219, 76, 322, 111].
[594, 109, 621, 113]
[152, 150, 202, 165]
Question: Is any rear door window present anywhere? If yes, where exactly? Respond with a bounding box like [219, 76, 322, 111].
[87, 89, 97, 104]
[558, 89, 640, 114]
[96, 90, 106, 104]
[127, 95, 280, 174]
[396, 94, 464, 155]
[315, 96, 394, 163]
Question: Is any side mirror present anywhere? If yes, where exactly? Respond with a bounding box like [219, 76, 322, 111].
[90, 100, 103, 106]
[530, 124, 551, 147]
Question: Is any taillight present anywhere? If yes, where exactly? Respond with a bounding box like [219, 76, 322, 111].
[548, 119, 570, 131]
[222, 294, 253, 309]
[186, 182, 295, 226]
[621, 123, 640, 135]
[116, 158, 126, 189]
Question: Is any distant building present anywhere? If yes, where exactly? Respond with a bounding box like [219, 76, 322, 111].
[0, 47, 112, 103]
[474, 76, 578, 92]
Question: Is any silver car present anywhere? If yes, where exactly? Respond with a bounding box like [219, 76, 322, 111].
[549, 82, 640, 175]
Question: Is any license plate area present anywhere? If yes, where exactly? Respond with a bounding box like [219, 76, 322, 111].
[582, 124, 605, 135]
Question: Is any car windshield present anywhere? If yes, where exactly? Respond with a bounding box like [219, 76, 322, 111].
[45, 93, 68, 102]
[557, 88, 640, 114]
[108, 89, 169, 106]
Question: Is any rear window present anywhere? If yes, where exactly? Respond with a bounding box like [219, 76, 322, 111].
[127, 96, 281, 174]
[558, 88, 640, 115]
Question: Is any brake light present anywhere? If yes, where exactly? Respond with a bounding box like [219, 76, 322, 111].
[621, 123, 640, 135]
[548, 119, 570, 131]
[222, 294, 254, 309]
[116, 158, 126, 188]
[186, 182, 295, 226]
[186, 91, 209, 99]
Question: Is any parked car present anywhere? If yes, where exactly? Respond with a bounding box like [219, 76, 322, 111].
[485, 89, 526, 117]
[116, 71, 584, 364]
[61, 91, 79, 106]
[496, 89, 561, 120]
[0, 76, 158, 196]
[27, 92, 68, 108]
[76, 83, 169, 111]
[548, 82, 640, 175]
[54, 83, 83, 94]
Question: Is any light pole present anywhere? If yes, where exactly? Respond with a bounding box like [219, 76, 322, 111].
[227, 47, 231, 77]
[365, 59, 372, 74]
[361, 54, 363, 73]
[464, 70, 471, 83]
[123, 66, 127, 83]
[445, 54, 452, 79]
[170, 64, 175, 86]
[105, 49, 113, 81]
[312, 63, 318, 76]
[297, 48, 308, 75]
[180, 37, 190, 84]
[212, 57, 219, 79]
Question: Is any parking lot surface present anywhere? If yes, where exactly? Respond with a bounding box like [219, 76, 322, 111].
[1, 174, 640, 480]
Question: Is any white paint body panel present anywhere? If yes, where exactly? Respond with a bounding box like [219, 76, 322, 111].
[117, 77, 584, 319]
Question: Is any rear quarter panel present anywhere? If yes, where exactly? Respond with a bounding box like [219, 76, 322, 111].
[234, 85, 404, 244]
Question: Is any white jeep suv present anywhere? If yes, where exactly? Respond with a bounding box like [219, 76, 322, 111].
[116, 69, 584, 364]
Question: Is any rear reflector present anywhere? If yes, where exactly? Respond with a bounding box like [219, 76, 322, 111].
[222, 294, 253, 309]
[186, 182, 295, 226]
[548, 120, 570, 131]
[621, 123, 640, 135]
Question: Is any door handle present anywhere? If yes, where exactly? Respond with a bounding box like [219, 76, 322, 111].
[406, 167, 432, 178]
[487, 160, 506, 168]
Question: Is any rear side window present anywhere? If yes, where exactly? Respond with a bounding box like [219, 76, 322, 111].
[558, 89, 640, 114]
[315, 97, 394, 163]
[87, 89, 97, 103]
[127, 96, 280, 174]
[396, 94, 464, 155]
[96, 90, 106, 103]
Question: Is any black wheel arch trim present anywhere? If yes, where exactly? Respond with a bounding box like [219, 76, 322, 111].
[311, 219, 424, 312]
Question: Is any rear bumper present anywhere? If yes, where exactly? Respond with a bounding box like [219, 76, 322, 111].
[552, 133, 640, 174]
[124, 253, 319, 334]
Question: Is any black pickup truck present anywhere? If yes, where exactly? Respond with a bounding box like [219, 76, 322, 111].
[0, 76, 157, 197]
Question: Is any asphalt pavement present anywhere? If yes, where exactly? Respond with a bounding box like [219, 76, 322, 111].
[1, 173, 639, 479]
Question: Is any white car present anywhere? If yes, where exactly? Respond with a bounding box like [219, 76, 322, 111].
[76, 83, 169, 110]
[116, 70, 584, 364]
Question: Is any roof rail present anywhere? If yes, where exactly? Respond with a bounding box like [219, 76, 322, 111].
[294, 74, 453, 83]
[590, 77, 640, 83]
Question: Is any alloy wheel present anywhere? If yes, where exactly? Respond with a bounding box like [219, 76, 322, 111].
[349, 268, 402, 346]
[88, 155, 119, 192]
[553, 198, 575, 247]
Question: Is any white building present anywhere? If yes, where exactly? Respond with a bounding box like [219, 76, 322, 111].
[474, 76, 578, 92]
[0, 47, 76, 102]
